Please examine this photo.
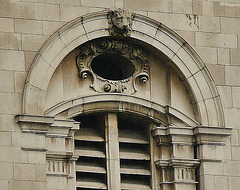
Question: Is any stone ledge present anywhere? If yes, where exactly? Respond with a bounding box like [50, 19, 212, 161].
[16, 115, 54, 134]
[16, 114, 54, 124]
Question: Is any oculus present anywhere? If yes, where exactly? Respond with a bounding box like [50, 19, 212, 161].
[76, 38, 150, 94]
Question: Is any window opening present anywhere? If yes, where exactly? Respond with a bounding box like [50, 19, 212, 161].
[91, 53, 135, 80]
[74, 113, 154, 190]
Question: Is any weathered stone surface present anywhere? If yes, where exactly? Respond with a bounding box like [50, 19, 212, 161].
[0, 70, 14, 93]
[199, 16, 220, 33]
[196, 32, 237, 48]
[0, 18, 14, 32]
[22, 34, 48, 51]
[0, 33, 21, 50]
[34, 3, 60, 21]
[232, 87, 240, 108]
[230, 49, 240, 66]
[225, 66, 240, 86]
[15, 19, 43, 35]
[206, 64, 225, 85]
[60, 5, 89, 22]
[218, 48, 230, 65]
[124, 0, 172, 12]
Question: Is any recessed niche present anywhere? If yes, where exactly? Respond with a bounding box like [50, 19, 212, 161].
[91, 53, 135, 81]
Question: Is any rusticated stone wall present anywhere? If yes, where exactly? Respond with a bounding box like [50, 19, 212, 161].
[0, 0, 240, 190]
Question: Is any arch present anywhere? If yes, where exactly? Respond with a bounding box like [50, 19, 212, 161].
[23, 10, 224, 127]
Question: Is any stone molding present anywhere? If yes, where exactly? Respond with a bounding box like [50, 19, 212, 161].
[22, 10, 225, 128]
[152, 125, 231, 189]
[44, 94, 199, 127]
[16, 114, 54, 134]
[76, 38, 149, 94]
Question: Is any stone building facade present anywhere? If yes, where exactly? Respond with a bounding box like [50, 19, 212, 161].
[0, 0, 240, 189]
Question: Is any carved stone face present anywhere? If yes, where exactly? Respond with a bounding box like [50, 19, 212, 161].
[108, 9, 134, 37]
[111, 11, 129, 30]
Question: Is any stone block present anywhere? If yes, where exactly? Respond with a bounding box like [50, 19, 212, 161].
[193, 0, 202, 15]
[47, 0, 80, 5]
[236, 6, 240, 17]
[0, 163, 13, 180]
[14, 163, 35, 181]
[21, 0, 47, 2]
[225, 5, 236, 17]
[202, 1, 213, 16]
[12, 132, 45, 148]
[230, 49, 240, 66]
[28, 151, 46, 164]
[202, 162, 223, 175]
[24, 51, 37, 72]
[0, 18, 14, 33]
[224, 160, 240, 176]
[224, 107, 240, 129]
[0, 70, 14, 93]
[196, 32, 237, 48]
[207, 64, 225, 85]
[199, 16, 220, 33]
[218, 48, 230, 65]
[36, 164, 47, 181]
[15, 19, 43, 35]
[216, 145, 231, 161]
[60, 5, 89, 22]
[43, 21, 64, 35]
[231, 129, 239, 146]
[172, 0, 192, 14]
[11, 181, 46, 190]
[214, 176, 228, 190]
[0, 50, 25, 71]
[0, 180, 10, 190]
[115, 0, 124, 8]
[14, 72, 27, 93]
[175, 30, 195, 46]
[124, 0, 172, 12]
[232, 146, 240, 160]
[0, 132, 11, 147]
[81, 0, 114, 8]
[0, 115, 15, 132]
[0, 1, 34, 19]
[213, 2, 225, 16]
[221, 17, 240, 35]
[0, 93, 22, 115]
[217, 86, 232, 108]
[34, 3, 60, 21]
[0, 33, 21, 50]
[225, 66, 240, 86]
[229, 177, 240, 190]
[22, 34, 48, 51]
[0, 147, 28, 163]
[200, 175, 214, 189]
[232, 87, 240, 108]
[194, 46, 217, 64]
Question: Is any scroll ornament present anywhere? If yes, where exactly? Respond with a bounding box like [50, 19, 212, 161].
[76, 39, 150, 94]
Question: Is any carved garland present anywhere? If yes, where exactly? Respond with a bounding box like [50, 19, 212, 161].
[76, 38, 150, 94]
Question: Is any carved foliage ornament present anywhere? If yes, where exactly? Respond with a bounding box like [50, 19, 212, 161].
[107, 9, 135, 37]
[76, 39, 150, 94]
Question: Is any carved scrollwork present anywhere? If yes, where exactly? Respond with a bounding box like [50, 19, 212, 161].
[107, 8, 135, 37]
[76, 38, 149, 94]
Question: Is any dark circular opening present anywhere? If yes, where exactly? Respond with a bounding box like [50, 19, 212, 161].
[91, 53, 135, 80]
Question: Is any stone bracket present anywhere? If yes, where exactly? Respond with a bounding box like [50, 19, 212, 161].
[16, 114, 54, 134]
